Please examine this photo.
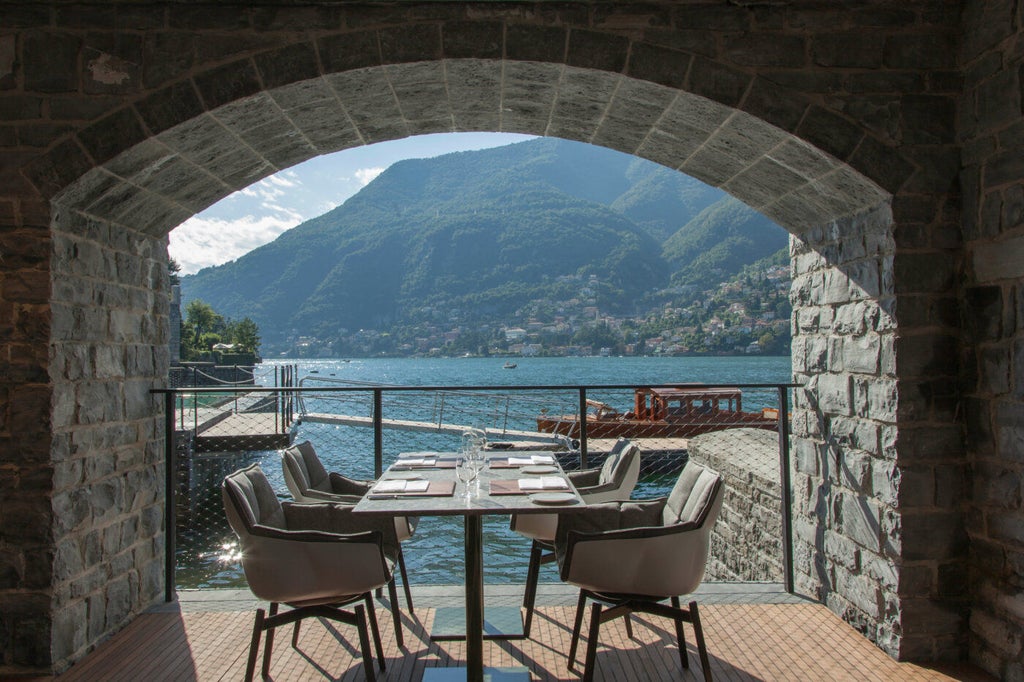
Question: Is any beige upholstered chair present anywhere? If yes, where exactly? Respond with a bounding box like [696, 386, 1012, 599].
[510, 439, 641, 636]
[553, 461, 724, 682]
[281, 441, 416, 644]
[222, 464, 400, 682]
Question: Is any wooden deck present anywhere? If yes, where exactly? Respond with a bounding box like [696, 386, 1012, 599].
[48, 600, 991, 681]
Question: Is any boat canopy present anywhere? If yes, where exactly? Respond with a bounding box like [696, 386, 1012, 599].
[634, 386, 743, 421]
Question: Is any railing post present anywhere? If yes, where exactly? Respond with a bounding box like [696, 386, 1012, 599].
[777, 385, 794, 594]
[164, 391, 176, 603]
[578, 387, 588, 469]
[373, 388, 383, 478]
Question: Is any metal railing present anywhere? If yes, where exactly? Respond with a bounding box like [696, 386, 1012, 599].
[153, 380, 798, 602]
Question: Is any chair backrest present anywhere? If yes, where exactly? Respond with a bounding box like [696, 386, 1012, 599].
[281, 440, 331, 500]
[583, 442, 641, 504]
[222, 463, 286, 537]
[663, 460, 723, 527]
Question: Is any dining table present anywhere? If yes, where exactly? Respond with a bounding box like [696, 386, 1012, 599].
[352, 450, 585, 682]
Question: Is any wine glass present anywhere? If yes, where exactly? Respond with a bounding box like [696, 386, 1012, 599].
[456, 457, 477, 499]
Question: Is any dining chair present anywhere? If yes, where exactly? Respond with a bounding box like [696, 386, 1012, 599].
[553, 461, 724, 682]
[281, 440, 415, 641]
[510, 438, 641, 636]
[222, 463, 400, 682]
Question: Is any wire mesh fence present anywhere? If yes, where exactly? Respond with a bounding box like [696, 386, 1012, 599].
[164, 379, 790, 592]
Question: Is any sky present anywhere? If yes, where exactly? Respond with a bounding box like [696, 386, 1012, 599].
[169, 132, 535, 275]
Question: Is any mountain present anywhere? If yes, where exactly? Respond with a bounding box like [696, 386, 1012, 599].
[180, 138, 787, 349]
[662, 196, 790, 285]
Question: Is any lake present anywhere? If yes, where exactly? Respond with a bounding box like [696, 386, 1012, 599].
[176, 355, 792, 589]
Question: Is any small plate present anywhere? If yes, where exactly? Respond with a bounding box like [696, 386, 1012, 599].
[386, 472, 424, 480]
[529, 492, 578, 505]
[521, 465, 559, 475]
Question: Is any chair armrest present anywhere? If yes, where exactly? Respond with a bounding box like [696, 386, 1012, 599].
[329, 472, 374, 496]
[282, 501, 401, 560]
[555, 500, 665, 538]
[300, 489, 364, 505]
[567, 468, 601, 487]
[250, 523, 381, 545]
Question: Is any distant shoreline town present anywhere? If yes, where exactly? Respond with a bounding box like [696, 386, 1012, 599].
[272, 263, 792, 360]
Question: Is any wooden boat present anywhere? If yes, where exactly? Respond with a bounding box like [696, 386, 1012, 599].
[535, 386, 779, 439]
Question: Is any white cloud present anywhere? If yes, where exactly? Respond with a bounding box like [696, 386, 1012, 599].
[169, 214, 301, 275]
[355, 167, 385, 185]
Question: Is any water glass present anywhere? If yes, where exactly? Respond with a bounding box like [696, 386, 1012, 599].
[456, 457, 477, 499]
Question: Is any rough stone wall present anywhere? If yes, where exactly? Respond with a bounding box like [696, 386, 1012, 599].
[790, 203, 907, 652]
[47, 205, 168, 671]
[688, 428, 783, 583]
[959, 1, 1024, 678]
[0, 202, 53, 668]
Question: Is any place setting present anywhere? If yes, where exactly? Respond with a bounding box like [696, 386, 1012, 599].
[488, 453, 558, 471]
[489, 475, 579, 504]
[367, 477, 456, 499]
[391, 453, 457, 470]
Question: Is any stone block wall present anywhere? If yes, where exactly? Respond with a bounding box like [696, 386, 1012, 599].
[789, 203, 906, 653]
[46, 203, 168, 672]
[959, 1, 1024, 678]
[688, 428, 783, 583]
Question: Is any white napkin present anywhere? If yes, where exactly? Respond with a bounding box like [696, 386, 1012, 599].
[518, 477, 569, 491]
[509, 455, 555, 465]
[397, 457, 436, 466]
[375, 480, 407, 492]
[375, 480, 431, 493]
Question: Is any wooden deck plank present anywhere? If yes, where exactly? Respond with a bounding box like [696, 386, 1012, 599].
[51, 603, 995, 681]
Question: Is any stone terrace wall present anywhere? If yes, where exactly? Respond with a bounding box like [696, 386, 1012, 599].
[789, 203, 906, 652]
[47, 206, 168, 671]
[688, 428, 783, 583]
[959, 2, 1024, 678]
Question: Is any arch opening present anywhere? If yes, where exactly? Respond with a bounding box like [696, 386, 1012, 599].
[43, 54, 908, 671]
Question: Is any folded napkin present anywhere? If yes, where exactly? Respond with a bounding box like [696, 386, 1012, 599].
[395, 457, 437, 466]
[517, 476, 569, 491]
[375, 480, 431, 493]
[508, 455, 556, 466]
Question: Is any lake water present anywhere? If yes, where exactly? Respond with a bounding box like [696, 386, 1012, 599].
[177, 355, 791, 589]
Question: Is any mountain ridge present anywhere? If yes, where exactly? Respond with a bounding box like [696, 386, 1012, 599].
[181, 138, 788, 352]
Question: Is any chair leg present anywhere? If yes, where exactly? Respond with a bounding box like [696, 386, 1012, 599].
[567, 590, 587, 670]
[624, 613, 634, 639]
[261, 602, 278, 679]
[582, 602, 602, 682]
[386, 575, 405, 647]
[244, 608, 266, 682]
[397, 547, 415, 613]
[689, 600, 712, 682]
[291, 619, 301, 648]
[522, 541, 543, 638]
[364, 594, 386, 671]
[354, 604, 376, 682]
[671, 595, 688, 669]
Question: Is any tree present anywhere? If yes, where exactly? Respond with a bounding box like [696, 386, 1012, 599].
[168, 258, 182, 286]
[185, 300, 223, 339]
[227, 317, 261, 354]
[179, 299, 263, 360]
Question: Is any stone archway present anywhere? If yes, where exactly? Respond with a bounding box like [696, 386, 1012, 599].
[2, 6, 965, 674]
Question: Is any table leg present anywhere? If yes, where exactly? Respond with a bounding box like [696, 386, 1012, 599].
[422, 514, 531, 682]
[465, 514, 484, 682]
